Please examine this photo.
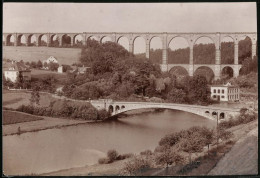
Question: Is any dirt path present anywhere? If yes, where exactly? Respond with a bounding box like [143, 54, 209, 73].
[208, 124, 258, 175]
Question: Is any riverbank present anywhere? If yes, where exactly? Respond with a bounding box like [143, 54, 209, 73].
[3, 108, 161, 136]
[39, 118, 258, 176]
[3, 114, 92, 136]
[40, 157, 130, 176]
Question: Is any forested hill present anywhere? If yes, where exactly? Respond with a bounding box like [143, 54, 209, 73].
[146, 37, 254, 64]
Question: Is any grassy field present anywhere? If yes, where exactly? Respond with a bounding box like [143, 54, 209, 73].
[3, 110, 44, 125]
[3, 91, 53, 109]
[3, 46, 81, 65]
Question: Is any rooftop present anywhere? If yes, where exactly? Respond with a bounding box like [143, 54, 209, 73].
[3, 61, 31, 72]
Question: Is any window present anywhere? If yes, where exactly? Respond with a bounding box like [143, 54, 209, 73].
[213, 89, 216, 93]
[213, 95, 216, 98]
[222, 89, 224, 94]
[221, 96, 224, 98]
[218, 89, 220, 93]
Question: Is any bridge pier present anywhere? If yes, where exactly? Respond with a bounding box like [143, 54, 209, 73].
[146, 40, 150, 59]
[162, 33, 168, 66]
[252, 42, 257, 58]
[234, 42, 239, 64]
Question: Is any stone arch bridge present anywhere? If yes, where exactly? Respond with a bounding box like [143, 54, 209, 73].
[3, 31, 257, 79]
[90, 100, 241, 121]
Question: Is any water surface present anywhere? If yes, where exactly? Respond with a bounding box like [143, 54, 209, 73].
[3, 109, 216, 175]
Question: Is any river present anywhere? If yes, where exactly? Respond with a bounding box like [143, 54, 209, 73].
[3, 109, 216, 175]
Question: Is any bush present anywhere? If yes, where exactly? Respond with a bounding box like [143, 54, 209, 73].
[219, 112, 257, 129]
[140, 149, 153, 156]
[123, 156, 151, 176]
[121, 153, 134, 159]
[98, 157, 110, 164]
[107, 149, 119, 162]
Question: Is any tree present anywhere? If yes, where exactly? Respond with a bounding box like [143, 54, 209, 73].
[200, 127, 214, 155]
[43, 62, 48, 68]
[30, 61, 37, 68]
[123, 156, 151, 176]
[167, 87, 186, 103]
[48, 62, 59, 71]
[30, 86, 40, 106]
[107, 149, 119, 162]
[155, 146, 184, 168]
[36, 60, 43, 69]
[187, 75, 211, 105]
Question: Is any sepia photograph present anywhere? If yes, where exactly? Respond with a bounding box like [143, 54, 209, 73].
[2, 2, 258, 176]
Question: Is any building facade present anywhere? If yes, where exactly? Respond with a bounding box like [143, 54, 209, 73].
[211, 82, 240, 102]
[3, 61, 31, 83]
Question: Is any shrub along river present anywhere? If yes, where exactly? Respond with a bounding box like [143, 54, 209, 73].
[3, 109, 216, 175]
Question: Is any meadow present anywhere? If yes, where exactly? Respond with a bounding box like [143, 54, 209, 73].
[3, 110, 44, 125]
[3, 46, 81, 65]
[3, 90, 53, 109]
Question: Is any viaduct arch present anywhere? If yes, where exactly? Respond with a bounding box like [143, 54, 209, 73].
[3, 32, 257, 79]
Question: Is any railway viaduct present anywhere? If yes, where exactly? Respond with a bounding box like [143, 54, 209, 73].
[3, 32, 257, 79]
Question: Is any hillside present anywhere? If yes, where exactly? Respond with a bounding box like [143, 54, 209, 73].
[3, 46, 81, 65]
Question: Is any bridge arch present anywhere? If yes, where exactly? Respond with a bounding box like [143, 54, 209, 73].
[168, 36, 190, 64]
[219, 112, 225, 119]
[133, 36, 146, 55]
[50, 34, 59, 47]
[221, 36, 234, 64]
[117, 36, 129, 51]
[194, 66, 215, 83]
[115, 105, 120, 111]
[17, 34, 26, 46]
[61, 34, 72, 47]
[38, 34, 48, 46]
[2, 34, 5, 45]
[169, 66, 189, 77]
[73, 34, 83, 47]
[121, 105, 125, 109]
[6, 34, 15, 46]
[108, 104, 218, 120]
[101, 36, 112, 43]
[108, 105, 114, 114]
[27, 34, 37, 46]
[193, 35, 216, 47]
[149, 36, 163, 64]
[221, 66, 234, 79]
[212, 111, 218, 119]
[193, 36, 216, 64]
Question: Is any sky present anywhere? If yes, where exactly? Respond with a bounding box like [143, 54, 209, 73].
[3, 3, 257, 53]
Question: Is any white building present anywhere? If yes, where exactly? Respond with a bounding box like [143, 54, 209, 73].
[210, 82, 240, 102]
[3, 61, 31, 83]
[57, 66, 63, 73]
[44, 56, 58, 64]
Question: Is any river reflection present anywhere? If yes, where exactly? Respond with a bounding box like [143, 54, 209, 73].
[3, 109, 216, 175]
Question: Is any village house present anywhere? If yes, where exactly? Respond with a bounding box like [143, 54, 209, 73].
[3, 61, 31, 83]
[210, 82, 240, 102]
[68, 65, 90, 74]
[57, 65, 63, 73]
[44, 56, 58, 64]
